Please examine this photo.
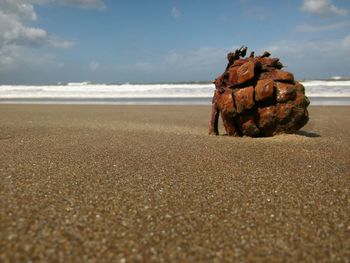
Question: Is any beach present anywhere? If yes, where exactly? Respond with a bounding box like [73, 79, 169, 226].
[0, 105, 349, 262]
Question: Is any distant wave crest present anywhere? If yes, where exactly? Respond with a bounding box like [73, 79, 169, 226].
[1, 81, 350, 103]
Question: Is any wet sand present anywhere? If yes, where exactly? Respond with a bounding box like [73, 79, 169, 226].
[0, 105, 349, 262]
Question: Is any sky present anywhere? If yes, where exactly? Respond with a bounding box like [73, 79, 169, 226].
[0, 0, 349, 84]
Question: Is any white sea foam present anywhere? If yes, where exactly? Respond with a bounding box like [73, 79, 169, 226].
[0, 83, 215, 99]
[0, 80, 350, 104]
[302, 80, 350, 97]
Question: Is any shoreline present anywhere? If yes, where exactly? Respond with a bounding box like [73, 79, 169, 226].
[0, 96, 350, 105]
[0, 105, 349, 262]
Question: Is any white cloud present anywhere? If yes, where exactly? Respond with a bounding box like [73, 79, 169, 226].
[295, 21, 350, 32]
[301, 0, 348, 16]
[0, 45, 21, 70]
[53, 0, 106, 10]
[0, 0, 38, 21]
[0, 0, 107, 70]
[89, 61, 100, 71]
[243, 6, 267, 21]
[24, 0, 106, 10]
[264, 35, 350, 78]
[266, 35, 350, 57]
[134, 62, 154, 71]
[343, 35, 350, 48]
[116, 46, 231, 82]
[151, 46, 233, 80]
[164, 47, 230, 70]
[171, 7, 181, 18]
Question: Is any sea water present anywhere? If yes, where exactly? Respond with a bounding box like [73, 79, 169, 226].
[0, 80, 350, 105]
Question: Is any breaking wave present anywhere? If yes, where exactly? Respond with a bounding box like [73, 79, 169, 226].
[1, 80, 350, 105]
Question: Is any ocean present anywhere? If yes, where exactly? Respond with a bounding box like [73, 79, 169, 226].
[1, 80, 350, 105]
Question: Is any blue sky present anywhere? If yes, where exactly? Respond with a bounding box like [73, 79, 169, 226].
[0, 0, 349, 84]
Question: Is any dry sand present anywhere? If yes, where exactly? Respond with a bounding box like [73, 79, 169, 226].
[0, 105, 349, 262]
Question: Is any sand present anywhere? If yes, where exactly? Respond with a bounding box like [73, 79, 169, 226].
[0, 105, 349, 262]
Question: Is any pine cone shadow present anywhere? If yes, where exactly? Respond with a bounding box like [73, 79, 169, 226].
[296, 130, 320, 138]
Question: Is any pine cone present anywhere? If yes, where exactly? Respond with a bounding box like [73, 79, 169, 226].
[209, 48, 309, 137]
